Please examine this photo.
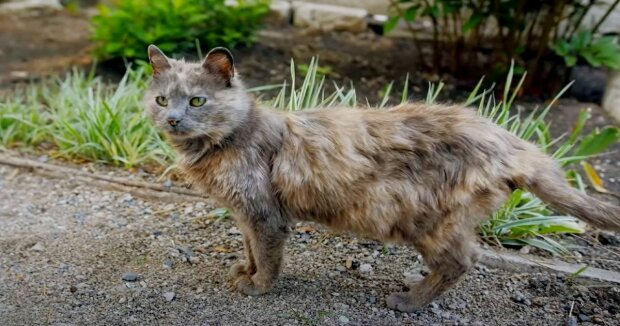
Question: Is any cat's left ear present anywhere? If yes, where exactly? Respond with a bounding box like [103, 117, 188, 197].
[147, 45, 171, 76]
[202, 47, 235, 87]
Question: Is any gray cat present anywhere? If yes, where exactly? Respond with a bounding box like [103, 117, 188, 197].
[144, 45, 620, 312]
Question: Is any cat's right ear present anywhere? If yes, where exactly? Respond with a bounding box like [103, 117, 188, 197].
[147, 45, 171, 76]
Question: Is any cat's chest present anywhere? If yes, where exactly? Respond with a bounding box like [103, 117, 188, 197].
[180, 149, 270, 207]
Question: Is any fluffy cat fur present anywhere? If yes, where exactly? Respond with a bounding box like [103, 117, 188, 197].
[144, 45, 620, 312]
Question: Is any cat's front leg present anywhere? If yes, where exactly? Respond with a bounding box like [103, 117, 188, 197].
[229, 215, 289, 296]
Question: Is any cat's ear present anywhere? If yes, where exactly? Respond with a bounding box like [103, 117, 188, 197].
[147, 45, 171, 76]
[202, 47, 235, 87]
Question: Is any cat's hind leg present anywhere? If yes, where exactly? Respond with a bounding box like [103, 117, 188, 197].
[386, 225, 478, 312]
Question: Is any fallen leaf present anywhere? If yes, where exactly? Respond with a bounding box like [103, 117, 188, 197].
[213, 246, 231, 253]
[581, 161, 608, 193]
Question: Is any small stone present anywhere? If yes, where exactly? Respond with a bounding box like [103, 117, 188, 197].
[336, 265, 347, 272]
[578, 314, 590, 322]
[345, 258, 359, 270]
[338, 315, 349, 324]
[121, 272, 139, 282]
[163, 180, 173, 188]
[189, 256, 200, 264]
[567, 316, 577, 326]
[519, 246, 531, 254]
[163, 292, 175, 302]
[512, 292, 531, 306]
[119, 297, 126, 304]
[31, 242, 45, 252]
[163, 259, 174, 269]
[368, 296, 377, 304]
[37, 155, 49, 163]
[140, 281, 147, 288]
[359, 264, 373, 273]
[227, 227, 241, 235]
[334, 303, 349, 310]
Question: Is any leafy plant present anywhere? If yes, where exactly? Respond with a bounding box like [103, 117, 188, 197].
[384, 0, 620, 91]
[91, 0, 270, 61]
[553, 31, 620, 69]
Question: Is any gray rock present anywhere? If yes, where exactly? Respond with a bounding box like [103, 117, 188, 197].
[338, 315, 350, 324]
[578, 314, 590, 322]
[512, 292, 531, 306]
[121, 272, 139, 282]
[567, 316, 577, 326]
[359, 264, 373, 273]
[31, 242, 45, 252]
[163, 259, 174, 269]
[163, 291, 175, 302]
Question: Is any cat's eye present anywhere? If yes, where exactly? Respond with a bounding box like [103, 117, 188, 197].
[155, 96, 168, 107]
[189, 97, 207, 107]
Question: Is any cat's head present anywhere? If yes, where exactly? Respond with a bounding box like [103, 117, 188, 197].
[144, 45, 250, 143]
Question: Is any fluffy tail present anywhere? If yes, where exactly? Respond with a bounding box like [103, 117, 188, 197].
[518, 157, 620, 232]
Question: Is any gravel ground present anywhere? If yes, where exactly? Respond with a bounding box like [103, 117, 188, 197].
[1, 165, 620, 326]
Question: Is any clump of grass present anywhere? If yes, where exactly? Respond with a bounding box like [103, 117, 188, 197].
[0, 68, 175, 168]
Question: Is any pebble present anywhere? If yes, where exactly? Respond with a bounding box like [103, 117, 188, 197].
[338, 315, 349, 324]
[345, 258, 359, 270]
[163, 292, 176, 302]
[359, 264, 373, 273]
[31, 242, 45, 252]
[578, 314, 590, 322]
[163, 259, 174, 269]
[121, 272, 139, 282]
[228, 227, 241, 235]
[512, 292, 531, 306]
[567, 316, 577, 326]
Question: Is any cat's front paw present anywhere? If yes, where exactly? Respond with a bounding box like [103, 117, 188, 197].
[386, 292, 425, 312]
[232, 274, 271, 296]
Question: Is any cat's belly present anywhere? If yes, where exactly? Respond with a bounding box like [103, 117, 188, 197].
[279, 179, 430, 243]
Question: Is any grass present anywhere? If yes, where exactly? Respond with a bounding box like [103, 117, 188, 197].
[1, 59, 619, 255]
[0, 67, 174, 168]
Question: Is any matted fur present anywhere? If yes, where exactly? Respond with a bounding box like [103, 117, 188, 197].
[144, 45, 620, 312]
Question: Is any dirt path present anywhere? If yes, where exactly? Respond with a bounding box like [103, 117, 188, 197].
[1, 165, 619, 326]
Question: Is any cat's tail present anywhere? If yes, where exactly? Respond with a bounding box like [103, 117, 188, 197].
[516, 155, 620, 232]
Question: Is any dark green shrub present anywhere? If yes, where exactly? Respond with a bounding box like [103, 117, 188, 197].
[91, 0, 270, 61]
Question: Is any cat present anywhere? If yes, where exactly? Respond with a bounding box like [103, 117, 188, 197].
[144, 44, 620, 312]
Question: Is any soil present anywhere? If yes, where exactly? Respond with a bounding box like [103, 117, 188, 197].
[1, 164, 620, 326]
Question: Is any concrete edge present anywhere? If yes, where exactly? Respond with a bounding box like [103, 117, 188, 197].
[479, 248, 620, 285]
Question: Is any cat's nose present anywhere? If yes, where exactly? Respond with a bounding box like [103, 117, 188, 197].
[167, 118, 181, 127]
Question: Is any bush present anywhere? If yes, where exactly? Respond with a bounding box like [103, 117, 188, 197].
[91, 0, 270, 61]
[384, 0, 620, 93]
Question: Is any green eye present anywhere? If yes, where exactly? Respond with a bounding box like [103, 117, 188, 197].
[155, 96, 168, 106]
[189, 97, 207, 107]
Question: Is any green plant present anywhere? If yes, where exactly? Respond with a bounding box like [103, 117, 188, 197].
[91, 0, 269, 61]
[553, 31, 620, 69]
[0, 67, 175, 168]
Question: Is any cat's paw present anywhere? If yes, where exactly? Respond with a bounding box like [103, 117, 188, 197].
[232, 275, 271, 296]
[386, 292, 424, 312]
[229, 261, 250, 279]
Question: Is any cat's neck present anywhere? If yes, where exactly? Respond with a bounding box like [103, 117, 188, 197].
[173, 101, 284, 167]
